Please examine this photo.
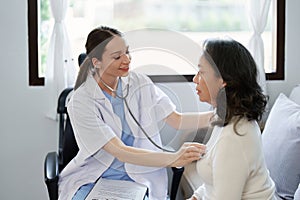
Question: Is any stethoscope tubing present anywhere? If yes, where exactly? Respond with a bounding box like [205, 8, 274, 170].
[124, 98, 175, 152]
[101, 75, 175, 152]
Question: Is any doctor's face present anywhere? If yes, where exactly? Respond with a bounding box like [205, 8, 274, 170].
[98, 36, 131, 78]
[193, 55, 224, 107]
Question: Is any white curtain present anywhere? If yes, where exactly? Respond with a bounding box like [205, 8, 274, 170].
[247, 0, 272, 94]
[45, 0, 76, 120]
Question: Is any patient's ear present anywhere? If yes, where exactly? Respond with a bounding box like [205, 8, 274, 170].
[221, 81, 227, 88]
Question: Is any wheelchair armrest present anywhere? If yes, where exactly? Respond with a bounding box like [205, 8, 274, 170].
[170, 167, 185, 200]
[44, 152, 59, 200]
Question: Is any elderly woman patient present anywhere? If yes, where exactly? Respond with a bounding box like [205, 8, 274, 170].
[187, 38, 280, 200]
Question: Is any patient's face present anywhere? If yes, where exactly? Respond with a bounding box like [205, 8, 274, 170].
[193, 55, 224, 106]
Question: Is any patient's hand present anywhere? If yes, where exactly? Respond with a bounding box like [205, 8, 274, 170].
[170, 142, 206, 167]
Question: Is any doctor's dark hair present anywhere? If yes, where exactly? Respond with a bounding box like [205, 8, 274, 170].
[203, 38, 268, 134]
[74, 26, 122, 90]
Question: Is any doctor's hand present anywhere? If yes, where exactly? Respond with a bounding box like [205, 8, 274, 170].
[169, 142, 206, 167]
[186, 196, 198, 200]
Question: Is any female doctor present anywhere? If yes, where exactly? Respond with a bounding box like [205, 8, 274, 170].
[58, 26, 211, 200]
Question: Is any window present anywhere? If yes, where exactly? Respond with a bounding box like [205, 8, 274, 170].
[28, 0, 285, 85]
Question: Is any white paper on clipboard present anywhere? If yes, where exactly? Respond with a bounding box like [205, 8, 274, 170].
[85, 178, 148, 200]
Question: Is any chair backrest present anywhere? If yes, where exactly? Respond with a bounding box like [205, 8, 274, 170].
[78, 53, 87, 67]
[57, 87, 78, 172]
[57, 53, 87, 172]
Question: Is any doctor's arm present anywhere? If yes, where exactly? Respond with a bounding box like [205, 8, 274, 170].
[102, 137, 206, 168]
[164, 110, 213, 130]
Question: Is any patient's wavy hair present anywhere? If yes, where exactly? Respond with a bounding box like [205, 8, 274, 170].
[74, 26, 122, 90]
[203, 38, 268, 134]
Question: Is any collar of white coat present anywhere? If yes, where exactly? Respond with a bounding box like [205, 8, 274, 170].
[85, 73, 132, 100]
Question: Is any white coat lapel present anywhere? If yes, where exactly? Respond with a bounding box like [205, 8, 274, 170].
[85, 74, 123, 138]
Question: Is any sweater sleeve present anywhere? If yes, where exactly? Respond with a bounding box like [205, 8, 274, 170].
[210, 135, 250, 200]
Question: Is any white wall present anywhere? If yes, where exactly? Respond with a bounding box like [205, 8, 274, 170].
[0, 1, 58, 199]
[266, 0, 300, 106]
[0, 0, 299, 199]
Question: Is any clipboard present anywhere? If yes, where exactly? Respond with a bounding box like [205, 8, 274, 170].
[85, 178, 148, 200]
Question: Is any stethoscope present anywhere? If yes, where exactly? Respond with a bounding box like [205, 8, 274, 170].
[99, 75, 175, 153]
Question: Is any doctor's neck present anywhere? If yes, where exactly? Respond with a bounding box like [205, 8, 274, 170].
[96, 73, 119, 96]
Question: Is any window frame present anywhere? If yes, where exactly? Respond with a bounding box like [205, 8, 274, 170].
[28, 0, 44, 86]
[266, 0, 285, 80]
[28, 0, 285, 85]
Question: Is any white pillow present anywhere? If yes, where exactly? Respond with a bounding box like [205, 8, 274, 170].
[295, 184, 300, 200]
[289, 84, 300, 105]
[262, 93, 300, 199]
